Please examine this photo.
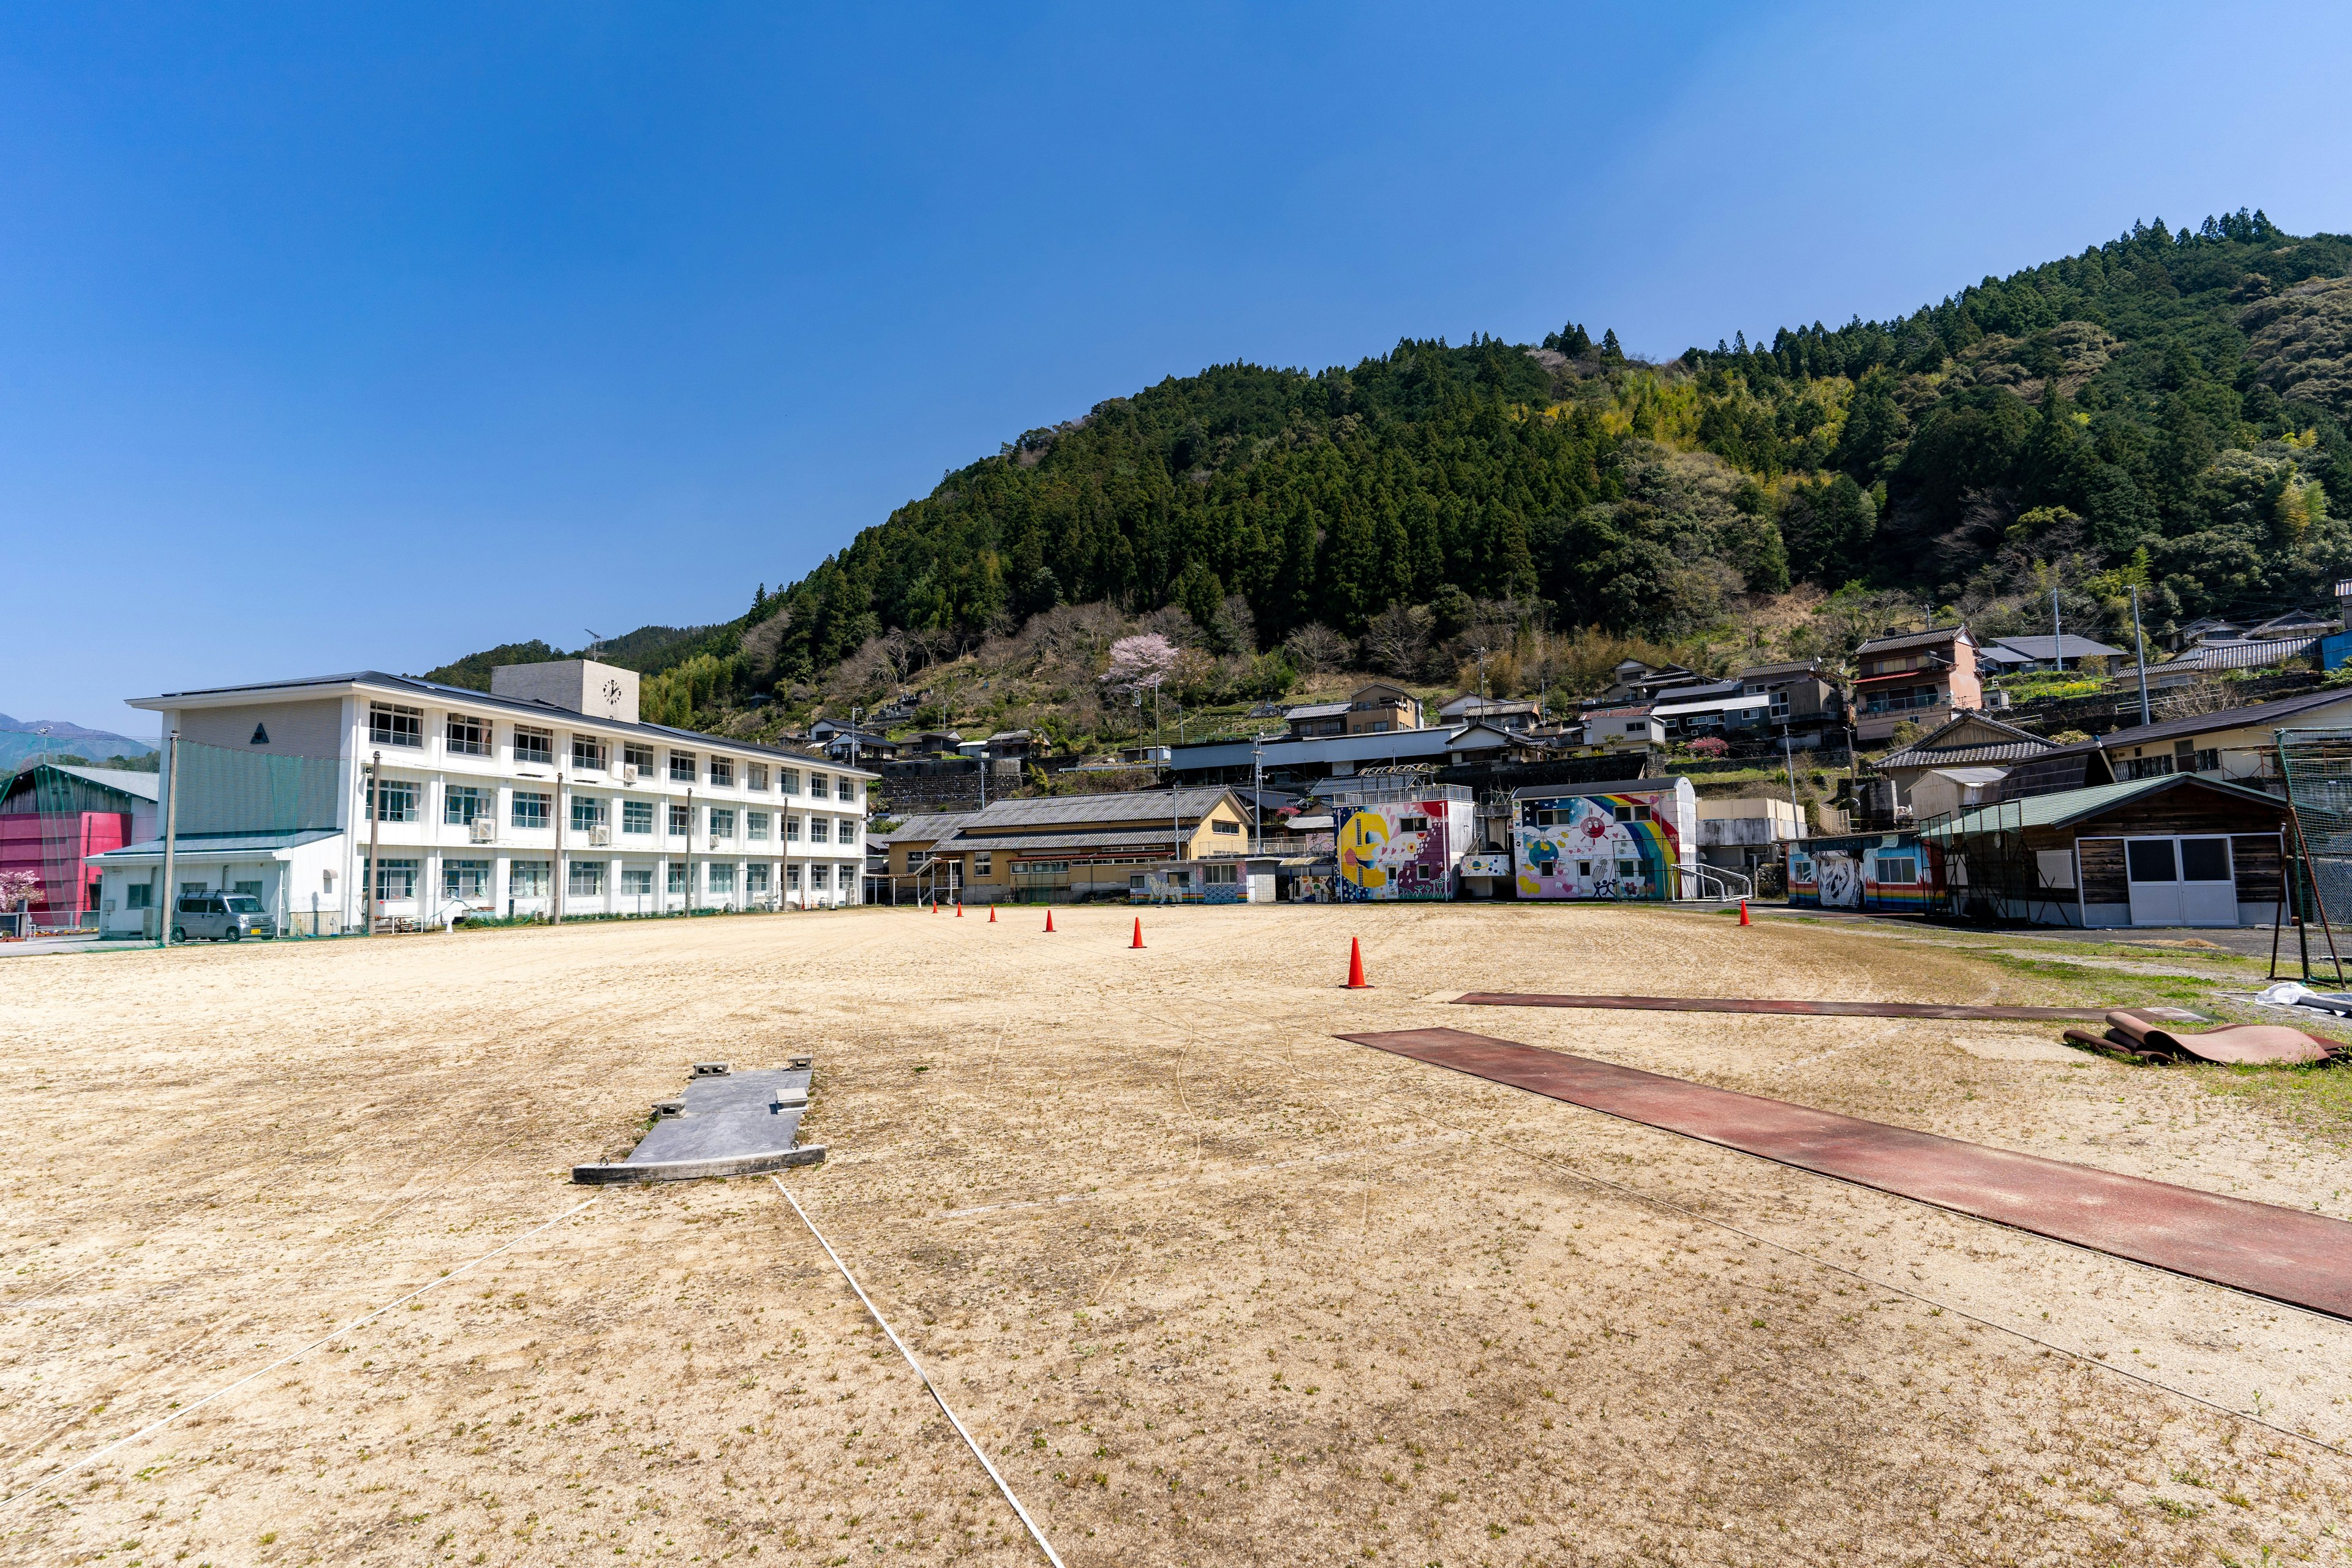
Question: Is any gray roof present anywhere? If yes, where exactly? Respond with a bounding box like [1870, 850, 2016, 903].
[875, 812, 973, 846]
[1992, 634, 2126, 660]
[1855, 625, 1973, 655]
[131, 671, 874, 776]
[1921, 774, 2284, 840]
[934, 826, 1196, 854]
[89, 829, 339, 862]
[1284, 702, 1351, 719]
[8, 762, 161, 801]
[2170, 636, 2316, 671]
[951, 788, 1237, 832]
[1735, 659, 1827, 680]
[1877, 713, 2052, 771]
[2051, 685, 2352, 756]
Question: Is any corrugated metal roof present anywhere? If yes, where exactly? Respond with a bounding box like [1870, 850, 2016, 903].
[875, 812, 973, 845]
[935, 826, 1193, 854]
[1284, 702, 1351, 719]
[88, 829, 339, 862]
[1653, 693, 1771, 717]
[1855, 625, 1973, 655]
[951, 788, 1237, 832]
[1992, 634, 2126, 660]
[8, 763, 162, 801]
[1921, 774, 2283, 840]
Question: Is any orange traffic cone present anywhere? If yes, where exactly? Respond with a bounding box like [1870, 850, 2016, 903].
[1738, 899, 1751, 927]
[956, 899, 963, 918]
[1130, 916, 1145, 949]
[987, 904, 997, 923]
[1345, 937, 1371, 989]
[930, 899, 937, 914]
[1044, 908, 1055, 933]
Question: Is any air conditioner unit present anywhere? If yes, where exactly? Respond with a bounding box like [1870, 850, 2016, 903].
[468, 818, 496, 843]
[620, 763, 639, 783]
[590, 826, 611, 846]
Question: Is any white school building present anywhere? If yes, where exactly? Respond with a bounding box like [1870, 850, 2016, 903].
[86, 658, 875, 937]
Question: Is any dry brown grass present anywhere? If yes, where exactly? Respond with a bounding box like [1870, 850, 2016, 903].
[4, 903, 2351, 1566]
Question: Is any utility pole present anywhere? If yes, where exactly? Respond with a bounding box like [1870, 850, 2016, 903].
[1251, 734, 1265, 856]
[1782, 734, 1802, 838]
[159, 729, 180, 948]
[2052, 584, 2063, 673]
[2130, 584, 2152, 726]
[552, 769, 565, 925]
[366, 750, 382, 935]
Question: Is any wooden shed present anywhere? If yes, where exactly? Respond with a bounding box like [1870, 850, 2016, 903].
[1921, 774, 2286, 929]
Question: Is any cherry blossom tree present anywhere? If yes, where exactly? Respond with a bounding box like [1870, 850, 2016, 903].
[1101, 632, 1180, 693]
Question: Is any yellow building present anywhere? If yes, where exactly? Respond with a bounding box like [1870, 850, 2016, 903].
[889, 788, 1254, 902]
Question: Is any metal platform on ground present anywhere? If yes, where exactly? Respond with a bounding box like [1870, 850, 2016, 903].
[1455, 991, 2111, 1022]
[1340, 1025, 2352, 1321]
[572, 1059, 826, 1184]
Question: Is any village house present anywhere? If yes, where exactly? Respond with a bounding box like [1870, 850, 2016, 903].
[2000, 685, 2352, 799]
[1873, 712, 2056, 822]
[1284, 683, 1422, 739]
[1850, 625, 1985, 743]
[902, 788, 1254, 902]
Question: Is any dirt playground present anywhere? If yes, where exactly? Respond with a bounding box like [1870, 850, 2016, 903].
[3, 903, 2350, 1566]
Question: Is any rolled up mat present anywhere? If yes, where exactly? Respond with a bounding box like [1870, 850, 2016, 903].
[2100, 1009, 2345, 1066]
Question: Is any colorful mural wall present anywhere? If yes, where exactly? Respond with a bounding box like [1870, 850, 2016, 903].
[1513, 789, 1686, 900]
[1786, 832, 1942, 913]
[1333, 797, 1472, 901]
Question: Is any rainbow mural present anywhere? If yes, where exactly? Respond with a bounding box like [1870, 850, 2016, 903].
[1513, 790, 1682, 900]
[1786, 832, 1941, 914]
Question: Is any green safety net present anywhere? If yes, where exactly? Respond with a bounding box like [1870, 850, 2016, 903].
[167, 739, 344, 836]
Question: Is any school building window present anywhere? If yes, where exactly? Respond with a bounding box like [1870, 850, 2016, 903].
[780, 769, 801, 796]
[667, 863, 687, 894]
[366, 778, 418, 823]
[365, 857, 418, 900]
[568, 861, 605, 896]
[668, 750, 697, 782]
[446, 714, 487, 755]
[707, 863, 736, 893]
[668, 803, 692, 835]
[570, 795, 607, 833]
[514, 727, 554, 766]
[510, 860, 551, 897]
[709, 758, 735, 788]
[621, 867, 654, 896]
[624, 742, 657, 774]
[443, 859, 490, 900]
[369, 703, 422, 747]
[785, 816, 801, 842]
[746, 864, 770, 894]
[747, 812, 770, 840]
[709, 808, 737, 839]
[511, 791, 550, 829]
[809, 818, 829, 843]
[748, 764, 769, 791]
[572, 736, 606, 771]
[445, 785, 491, 825]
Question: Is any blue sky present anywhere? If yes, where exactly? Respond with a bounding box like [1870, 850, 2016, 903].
[8, 1, 2352, 736]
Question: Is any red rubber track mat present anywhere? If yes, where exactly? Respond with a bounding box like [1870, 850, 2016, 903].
[1340, 1027, 2352, 1321]
[1455, 992, 2108, 1021]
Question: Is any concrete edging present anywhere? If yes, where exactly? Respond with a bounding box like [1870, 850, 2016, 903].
[570, 1145, 827, 1185]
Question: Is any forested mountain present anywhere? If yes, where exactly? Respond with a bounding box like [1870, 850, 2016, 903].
[429, 211, 2352, 733]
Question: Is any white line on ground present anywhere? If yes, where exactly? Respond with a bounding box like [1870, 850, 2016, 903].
[0, 1195, 601, 1509]
[772, 1177, 1065, 1568]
